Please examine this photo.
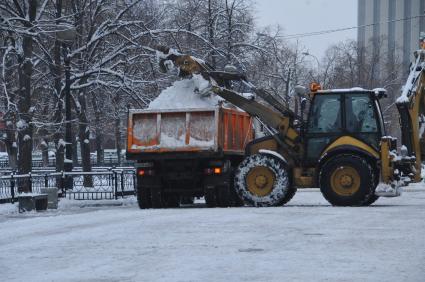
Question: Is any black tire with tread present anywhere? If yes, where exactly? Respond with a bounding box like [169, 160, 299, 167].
[205, 188, 217, 207]
[216, 185, 231, 207]
[137, 185, 152, 209]
[281, 186, 297, 206]
[150, 187, 163, 208]
[163, 194, 180, 208]
[234, 154, 292, 207]
[362, 172, 380, 206]
[319, 154, 376, 206]
[180, 196, 195, 205]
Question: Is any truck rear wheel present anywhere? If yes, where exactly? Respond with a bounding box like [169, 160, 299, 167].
[163, 194, 180, 208]
[234, 154, 291, 207]
[150, 187, 163, 208]
[180, 196, 195, 205]
[205, 187, 217, 207]
[137, 185, 152, 209]
[216, 185, 231, 207]
[319, 154, 376, 206]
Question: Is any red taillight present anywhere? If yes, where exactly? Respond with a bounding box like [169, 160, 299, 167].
[138, 169, 155, 176]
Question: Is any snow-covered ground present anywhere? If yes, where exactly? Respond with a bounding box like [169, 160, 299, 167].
[1, 187, 425, 282]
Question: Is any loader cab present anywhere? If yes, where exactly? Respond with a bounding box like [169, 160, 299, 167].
[304, 89, 386, 163]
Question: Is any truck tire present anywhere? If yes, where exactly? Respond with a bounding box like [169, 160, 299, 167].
[150, 187, 163, 208]
[234, 154, 291, 207]
[216, 185, 231, 207]
[362, 194, 379, 206]
[180, 196, 195, 205]
[205, 187, 217, 207]
[319, 154, 376, 206]
[163, 194, 180, 208]
[362, 174, 379, 206]
[137, 185, 152, 209]
[227, 167, 244, 207]
[229, 185, 244, 207]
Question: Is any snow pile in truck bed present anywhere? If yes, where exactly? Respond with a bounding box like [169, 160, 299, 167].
[148, 74, 222, 110]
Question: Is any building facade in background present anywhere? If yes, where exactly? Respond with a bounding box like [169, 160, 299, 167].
[358, 0, 425, 69]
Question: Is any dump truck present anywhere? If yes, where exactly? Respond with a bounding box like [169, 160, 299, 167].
[158, 46, 425, 207]
[126, 107, 254, 208]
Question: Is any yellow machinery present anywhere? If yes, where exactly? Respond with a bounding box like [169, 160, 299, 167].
[157, 46, 425, 207]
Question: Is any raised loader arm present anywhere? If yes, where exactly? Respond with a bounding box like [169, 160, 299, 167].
[209, 84, 301, 151]
[156, 48, 302, 155]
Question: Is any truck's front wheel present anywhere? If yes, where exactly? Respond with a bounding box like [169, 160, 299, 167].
[234, 154, 292, 207]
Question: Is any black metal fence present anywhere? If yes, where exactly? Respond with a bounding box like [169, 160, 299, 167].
[0, 158, 134, 168]
[0, 168, 136, 204]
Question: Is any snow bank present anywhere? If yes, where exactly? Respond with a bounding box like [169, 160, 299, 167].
[0, 197, 138, 217]
[0, 203, 18, 215]
[148, 74, 222, 110]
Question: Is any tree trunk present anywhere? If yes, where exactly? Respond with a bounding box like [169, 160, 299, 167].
[17, 0, 38, 193]
[208, 0, 216, 68]
[41, 139, 49, 167]
[4, 119, 18, 170]
[91, 94, 103, 166]
[79, 117, 93, 186]
[77, 89, 93, 187]
[52, 0, 64, 174]
[225, 0, 233, 64]
[63, 54, 74, 189]
[72, 136, 79, 166]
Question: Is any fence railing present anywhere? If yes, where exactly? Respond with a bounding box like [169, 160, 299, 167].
[0, 168, 136, 204]
[0, 158, 134, 169]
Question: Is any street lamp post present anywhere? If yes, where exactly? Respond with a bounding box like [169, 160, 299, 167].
[302, 51, 321, 83]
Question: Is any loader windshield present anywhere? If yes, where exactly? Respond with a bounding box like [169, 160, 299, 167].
[345, 93, 383, 148]
[308, 95, 342, 133]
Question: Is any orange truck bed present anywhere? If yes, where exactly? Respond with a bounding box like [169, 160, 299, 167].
[127, 107, 254, 155]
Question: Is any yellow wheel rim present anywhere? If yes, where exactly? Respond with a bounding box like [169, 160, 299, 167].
[330, 166, 360, 196]
[246, 166, 275, 197]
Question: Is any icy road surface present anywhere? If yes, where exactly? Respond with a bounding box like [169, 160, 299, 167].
[1, 188, 425, 282]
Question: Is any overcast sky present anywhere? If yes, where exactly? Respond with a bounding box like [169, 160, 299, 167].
[255, 0, 358, 60]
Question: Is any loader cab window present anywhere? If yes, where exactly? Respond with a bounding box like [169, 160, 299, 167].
[345, 93, 381, 148]
[308, 95, 342, 133]
[306, 94, 343, 160]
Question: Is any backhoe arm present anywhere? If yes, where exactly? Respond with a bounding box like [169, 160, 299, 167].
[396, 49, 425, 182]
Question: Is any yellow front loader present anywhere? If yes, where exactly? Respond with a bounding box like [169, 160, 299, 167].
[157, 46, 425, 207]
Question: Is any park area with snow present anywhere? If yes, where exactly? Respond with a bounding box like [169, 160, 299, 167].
[1, 187, 425, 282]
